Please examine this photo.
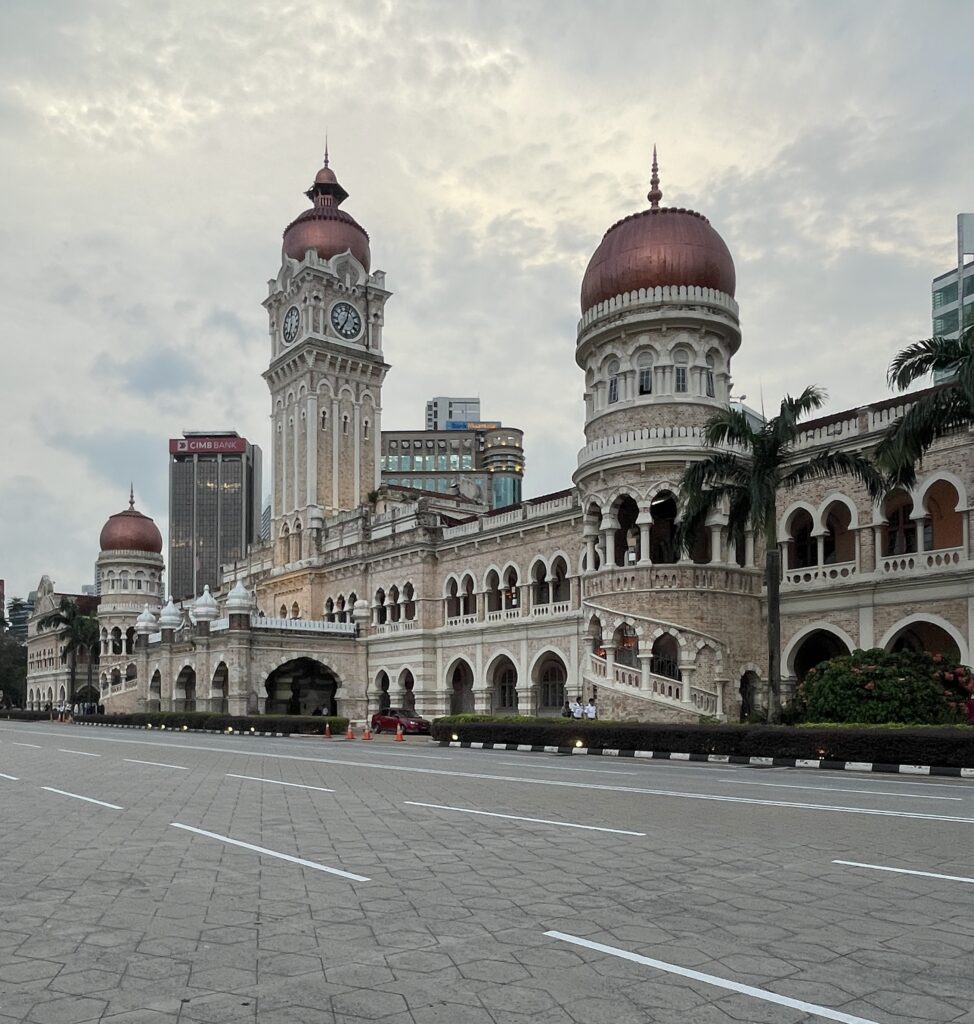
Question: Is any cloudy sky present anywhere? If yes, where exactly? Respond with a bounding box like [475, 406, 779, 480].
[2, 0, 972, 602]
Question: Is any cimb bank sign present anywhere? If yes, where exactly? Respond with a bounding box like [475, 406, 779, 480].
[169, 437, 248, 454]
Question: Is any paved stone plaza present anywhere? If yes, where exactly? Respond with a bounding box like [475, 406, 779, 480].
[1, 722, 972, 1023]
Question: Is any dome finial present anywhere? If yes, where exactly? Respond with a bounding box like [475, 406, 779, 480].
[647, 145, 662, 210]
[128, 483, 135, 510]
[323, 131, 329, 168]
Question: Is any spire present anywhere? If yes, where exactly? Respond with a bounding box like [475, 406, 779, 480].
[647, 145, 662, 210]
[323, 132, 329, 168]
[128, 483, 135, 510]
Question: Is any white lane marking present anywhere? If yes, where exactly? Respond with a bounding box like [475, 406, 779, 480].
[0, 772, 19, 780]
[545, 931, 881, 1024]
[497, 761, 639, 776]
[57, 749, 101, 757]
[9, 730, 974, 824]
[227, 773, 334, 793]
[170, 823, 368, 880]
[41, 787, 122, 810]
[124, 758, 188, 770]
[406, 801, 646, 836]
[834, 859, 974, 885]
[718, 778, 962, 801]
[13, 742, 42, 748]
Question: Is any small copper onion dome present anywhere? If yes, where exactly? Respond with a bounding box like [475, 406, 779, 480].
[282, 147, 371, 270]
[99, 488, 163, 554]
[580, 148, 735, 313]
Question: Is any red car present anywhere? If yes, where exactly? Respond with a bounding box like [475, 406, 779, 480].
[370, 708, 431, 735]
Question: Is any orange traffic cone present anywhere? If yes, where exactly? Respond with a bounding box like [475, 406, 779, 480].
[362, 724, 372, 740]
[346, 724, 355, 740]
[394, 723, 404, 742]
[324, 722, 332, 738]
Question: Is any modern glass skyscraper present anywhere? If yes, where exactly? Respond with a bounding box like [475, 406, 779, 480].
[168, 432, 262, 601]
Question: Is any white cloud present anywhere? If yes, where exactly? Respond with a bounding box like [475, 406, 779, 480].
[2, 0, 973, 599]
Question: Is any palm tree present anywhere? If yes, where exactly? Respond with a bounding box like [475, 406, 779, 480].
[37, 597, 100, 704]
[679, 386, 884, 722]
[877, 325, 974, 486]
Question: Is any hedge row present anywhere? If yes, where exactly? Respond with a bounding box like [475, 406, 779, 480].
[430, 717, 974, 768]
[75, 711, 348, 735]
[0, 710, 52, 722]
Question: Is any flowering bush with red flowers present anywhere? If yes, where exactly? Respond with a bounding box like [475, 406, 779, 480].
[789, 648, 973, 725]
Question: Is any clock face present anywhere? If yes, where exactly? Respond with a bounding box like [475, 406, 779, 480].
[282, 305, 300, 344]
[330, 301, 362, 339]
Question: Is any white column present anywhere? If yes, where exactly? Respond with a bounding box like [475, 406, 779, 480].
[306, 393, 318, 507]
[331, 398, 340, 510]
[603, 644, 616, 680]
[709, 524, 723, 564]
[353, 403, 362, 506]
[815, 533, 825, 566]
[291, 412, 300, 512]
[745, 530, 755, 567]
[281, 411, 289, 514]
[913, 515, 926, 556]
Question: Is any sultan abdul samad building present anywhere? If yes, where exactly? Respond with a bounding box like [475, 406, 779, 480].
[26, 150, 974, 721]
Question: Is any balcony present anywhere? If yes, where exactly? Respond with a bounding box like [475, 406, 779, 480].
[374, 620, 418, 635]
[531, 601, 572, 618]
[783, 560, 857, 587]
[880, 546, 965, 575]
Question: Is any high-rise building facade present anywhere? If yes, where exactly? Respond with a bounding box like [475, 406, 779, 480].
[168, 431, 262, 601]
[932, 214, 974, 341]
[379, 425, 524, 509]
[425, 396, 480, 430]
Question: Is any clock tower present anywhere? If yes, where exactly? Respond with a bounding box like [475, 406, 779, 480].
[263, 150, 392, 561]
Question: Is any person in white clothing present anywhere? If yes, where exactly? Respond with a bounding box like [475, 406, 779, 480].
[584, 698, 597, 719]
[571, 697, 584, 719]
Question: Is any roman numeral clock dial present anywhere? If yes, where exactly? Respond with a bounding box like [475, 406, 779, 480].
[330, 301, 362, 339]
[281, 305, 300, 344]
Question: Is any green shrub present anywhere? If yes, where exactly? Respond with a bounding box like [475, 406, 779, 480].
[791, 648, 973, 725]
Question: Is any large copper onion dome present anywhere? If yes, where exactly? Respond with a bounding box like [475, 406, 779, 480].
[580, 149, 735, 313]
[282, 146, 371, 270]
[99, 489, 163, 554]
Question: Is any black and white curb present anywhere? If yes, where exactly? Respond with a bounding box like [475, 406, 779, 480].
[437, 740, 974, 779]
[76, 721, 286, 737]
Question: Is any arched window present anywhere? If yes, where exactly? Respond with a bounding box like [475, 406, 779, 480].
[673, 350, 689, 393]
[637, 352, 654, 395]
[290, 602, 300, 619]
[279, 604, 287, 618]
[342, 415, 350, 435]
[325, 598, 335, 623]
[363, 419, 370, 440]
[607, 360, 620, 404]
[705, 354, 716, 398]
[883, 493, 917, 555]
[321, 409, 329, 430]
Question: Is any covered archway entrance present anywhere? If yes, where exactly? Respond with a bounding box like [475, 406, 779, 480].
[264, 658, 340, 716]
[211, 662, 229, 714]
[791, 629, 850, 682]
[887, 620, 962, 663]
[533, 654, 567, 715]
[173, 666, 197, 712]
[448, 659, 474, 714]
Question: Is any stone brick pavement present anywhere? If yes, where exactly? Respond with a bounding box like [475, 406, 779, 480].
[1, 723, 973, 1023]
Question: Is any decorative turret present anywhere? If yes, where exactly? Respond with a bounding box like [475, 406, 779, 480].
[193, 585, 219, 631]
[225, 581, 253, 629]
[135, 604, 157, 635]
[158, 597, 182, 633]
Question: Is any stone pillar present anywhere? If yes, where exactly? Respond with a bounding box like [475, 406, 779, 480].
[281, 411, 289, 514]
[603, 643, 616, 680]
[637, 517, 653, 566]
[584, 535, 597, 573]
[709, 524, 723, 564]
[602, 516, 619, 569]
[913, 514, 926, 556]
[331, 397, 340, 509]
[638, 653, 651, 691]
[306, 392, 318, 507]
[745, 530, 755, 568]
[679, 663, 695, 707]
[815, 533, 825, 567]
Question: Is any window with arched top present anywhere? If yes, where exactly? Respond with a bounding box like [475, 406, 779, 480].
[606, 359, 620, 404]
[342, 415, 350, 435]
[321, 410, 329, 430]
[279, 604, 287, 618]
[637, 352, 654, 395]
[291, 602, 300, 619]
[673, 350, 689, 393]
[363, 419, 370, 440]
[705, 354, 716, 398]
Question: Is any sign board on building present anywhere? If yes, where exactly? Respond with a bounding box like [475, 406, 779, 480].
[444, 420, 502, 431]
[169, 436, 248, 454]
